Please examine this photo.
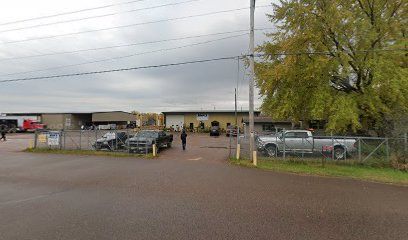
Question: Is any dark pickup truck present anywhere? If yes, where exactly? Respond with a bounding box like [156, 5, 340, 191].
[93, 132, 129, 151]
[127, 130, 173, 153]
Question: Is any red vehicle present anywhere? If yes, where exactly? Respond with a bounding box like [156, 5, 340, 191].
[22, 119, 45, 132]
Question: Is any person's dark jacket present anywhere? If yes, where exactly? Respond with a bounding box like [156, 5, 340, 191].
[0, 125, 7, 134]
[181, 132, 187, 143]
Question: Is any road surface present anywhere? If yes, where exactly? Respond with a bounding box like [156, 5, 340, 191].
[0, 134, 407, 239]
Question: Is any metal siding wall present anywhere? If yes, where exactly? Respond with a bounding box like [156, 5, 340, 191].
[42, 114, 64, 130]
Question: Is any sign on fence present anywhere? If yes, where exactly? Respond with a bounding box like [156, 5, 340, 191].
[38, 133, 47, 143]
[47, 132, 60, 146]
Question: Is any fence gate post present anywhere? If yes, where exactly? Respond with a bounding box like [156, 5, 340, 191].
[236, 144, 241, 160]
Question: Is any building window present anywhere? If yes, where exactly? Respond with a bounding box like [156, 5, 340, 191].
[226, 123, 231, 127]
[308, 120, 326, 130]
[211, 121, 219, 127]
[262, 123, 275, 131]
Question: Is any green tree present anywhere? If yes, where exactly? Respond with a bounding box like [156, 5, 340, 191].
[256, 0, 407, 135]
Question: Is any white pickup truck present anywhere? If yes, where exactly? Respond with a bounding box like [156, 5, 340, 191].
[256, 130, 357, 159]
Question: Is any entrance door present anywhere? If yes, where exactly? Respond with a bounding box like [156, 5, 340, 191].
[189, 123, 194, 130]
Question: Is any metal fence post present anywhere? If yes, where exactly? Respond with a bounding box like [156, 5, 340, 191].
[282, 134, 286, 159]
[127, 129, 130, 154]
[229, 130, 232, 158]
[358, 137, 362, 162]
[63, 130, 66, 150]
[79, 130, 82, 150]
[34, 130, 38, 149]
[331, 135, 335, 160]
[385, 138, 390, 163]
[404, 133, 408, 153]
[344, 136, 347, 162]
[59, 130, 63, 150]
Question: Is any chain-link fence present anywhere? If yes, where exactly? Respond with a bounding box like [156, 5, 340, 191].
[33, 129, 161, 155]
[233, 131, 408, 167]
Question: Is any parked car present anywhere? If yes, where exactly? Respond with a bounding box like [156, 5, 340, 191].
[93, 132, 128, 151]
[210, 126, 220, 136]
[256, 130, 357, 159]
[127, 130, 173, 153]
[226, 126, 238, 137]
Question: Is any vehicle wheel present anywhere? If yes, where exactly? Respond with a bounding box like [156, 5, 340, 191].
[265, 144, 278, 157]
[333, 146, 346, 160]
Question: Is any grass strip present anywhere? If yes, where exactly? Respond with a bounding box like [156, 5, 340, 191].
[230, 158, 408, 186]
[24, 148, 155, 159]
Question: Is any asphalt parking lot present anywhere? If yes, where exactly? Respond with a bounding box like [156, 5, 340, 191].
[0, 133, 407, 240]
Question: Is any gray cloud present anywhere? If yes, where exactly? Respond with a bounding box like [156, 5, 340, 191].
[0, 0, 274, 113]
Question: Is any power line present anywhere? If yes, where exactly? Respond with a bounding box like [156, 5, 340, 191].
[0, 5, 270, 45]
[0, 0, 149, 26]
[0, 56, 245, 83]
[1, 48, 405, 84]
[0, 0, 200, 33]
[0, 28, 272, 62]
[0, 33, 249, 77]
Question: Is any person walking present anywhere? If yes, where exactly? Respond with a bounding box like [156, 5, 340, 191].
[181, 129, 187, 151]
[0, 125, 7, 141]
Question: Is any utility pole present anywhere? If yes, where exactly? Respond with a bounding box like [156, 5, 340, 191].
[235, 88, 238, 127]
[249, 0, 256, 164]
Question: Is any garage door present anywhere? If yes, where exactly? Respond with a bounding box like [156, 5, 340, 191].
[166, 115, 184, 129]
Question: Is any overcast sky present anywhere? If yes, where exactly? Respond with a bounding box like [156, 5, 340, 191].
[0, 0, 274, 113]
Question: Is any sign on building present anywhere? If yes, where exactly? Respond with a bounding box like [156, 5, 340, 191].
[47, 131, 60, 146]
[197, 113, 209, 121]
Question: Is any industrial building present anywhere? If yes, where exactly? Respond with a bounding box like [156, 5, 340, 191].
[3, 111, 137, 130]
[242, 117, 293, 135]
[162, 110, 261, 131]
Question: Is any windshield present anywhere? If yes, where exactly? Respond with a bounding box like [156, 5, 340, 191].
[136, 131, 158, 138]
[102, 132, 116, 140]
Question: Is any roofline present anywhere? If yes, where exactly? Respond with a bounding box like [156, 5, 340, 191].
[3, 111, 133, 115]
[162, 110, 261, 114]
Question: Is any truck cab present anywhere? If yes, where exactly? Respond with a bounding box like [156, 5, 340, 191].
[23, 119, 45, 132]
